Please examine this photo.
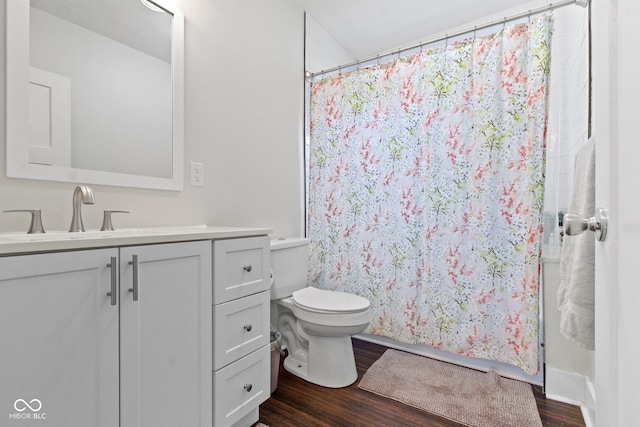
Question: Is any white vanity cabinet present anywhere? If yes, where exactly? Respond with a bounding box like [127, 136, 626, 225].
[0, 240, 212, 427]
[119, 241, 212, 427]
[0, 249, 120, 426]
[212, 236, 271, 427]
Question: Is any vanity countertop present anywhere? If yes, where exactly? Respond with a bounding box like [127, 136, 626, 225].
[0, 225, 273, 256]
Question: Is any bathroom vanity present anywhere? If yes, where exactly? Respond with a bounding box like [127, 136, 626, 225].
[0, 226, 271, 427]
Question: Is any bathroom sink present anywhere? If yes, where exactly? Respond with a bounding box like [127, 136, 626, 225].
[0, 228, 174, 243]
[0, 226, 223, 244]
[0, 225, 273, 255]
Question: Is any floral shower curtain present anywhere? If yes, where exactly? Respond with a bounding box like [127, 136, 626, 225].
[307, 14, 552, 375]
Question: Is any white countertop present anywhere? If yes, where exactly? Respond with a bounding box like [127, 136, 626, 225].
[0, 225, 273, 256]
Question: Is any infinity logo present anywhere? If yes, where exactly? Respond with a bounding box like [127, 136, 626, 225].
[14, 399, 42, 412]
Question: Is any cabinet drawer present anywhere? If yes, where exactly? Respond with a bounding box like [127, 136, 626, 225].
[213, 291, 270, 370]
[213, 236, 270, 304]
[213, 345, 270, 427]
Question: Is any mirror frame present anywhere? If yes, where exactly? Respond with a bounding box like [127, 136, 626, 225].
[5, 0, 184, 191]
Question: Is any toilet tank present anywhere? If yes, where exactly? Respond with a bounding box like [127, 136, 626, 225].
[270, 237, 309, 300]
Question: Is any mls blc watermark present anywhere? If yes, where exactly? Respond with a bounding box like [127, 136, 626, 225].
[9, 399, 46, 420]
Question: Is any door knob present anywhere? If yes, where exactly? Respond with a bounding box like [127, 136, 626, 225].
[563, 207, 608, 241]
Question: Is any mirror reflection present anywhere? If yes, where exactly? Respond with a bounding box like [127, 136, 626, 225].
[28, 0, 173, 178]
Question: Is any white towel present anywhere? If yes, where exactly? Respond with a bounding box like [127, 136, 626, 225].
[557, 139, 595, 350]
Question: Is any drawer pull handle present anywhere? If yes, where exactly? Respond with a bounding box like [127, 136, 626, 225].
[243, 324, 253, 332]
[244, 384, 253, 392]
[128, 255, 139, 301]
[106, 257, 117, 306]
[243, 265, 252, 272]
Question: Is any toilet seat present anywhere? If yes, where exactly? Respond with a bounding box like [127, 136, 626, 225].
[292, 287, 370, 314]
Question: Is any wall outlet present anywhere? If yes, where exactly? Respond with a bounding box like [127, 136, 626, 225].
[190, 161, 204, 187]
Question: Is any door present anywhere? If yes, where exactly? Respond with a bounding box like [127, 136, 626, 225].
[592, 0, 640, 425]
[119, 241, 212, 427]
[0, 249, 119, 427]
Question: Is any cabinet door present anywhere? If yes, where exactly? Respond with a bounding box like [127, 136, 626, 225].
[119, 241, 212, 427]
[0, 249, 119, 427]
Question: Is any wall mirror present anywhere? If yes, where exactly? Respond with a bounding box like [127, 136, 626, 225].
[5, 0, 184, 191]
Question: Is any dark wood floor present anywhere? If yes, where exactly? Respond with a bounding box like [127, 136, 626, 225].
[258, 338, 586, 427]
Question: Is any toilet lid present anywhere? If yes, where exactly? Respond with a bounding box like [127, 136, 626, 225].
[292, 287, 370, 313]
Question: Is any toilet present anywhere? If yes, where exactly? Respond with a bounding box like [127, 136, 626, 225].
[270, 237, 371, 388]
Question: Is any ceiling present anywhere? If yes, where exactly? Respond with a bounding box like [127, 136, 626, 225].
[293, 0, 535, 60]
[30, 0, 536, 67]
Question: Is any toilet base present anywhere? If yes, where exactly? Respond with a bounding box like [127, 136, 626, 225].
[282, 335, 358, 388]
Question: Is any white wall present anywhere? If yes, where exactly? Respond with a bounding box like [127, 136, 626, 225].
[305, 15, 355, 73]
[1, 0, 306, 237]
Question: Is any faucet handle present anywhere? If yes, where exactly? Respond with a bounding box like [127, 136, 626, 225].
[4, 210, 46, 234]
[100, 210, 130, 231]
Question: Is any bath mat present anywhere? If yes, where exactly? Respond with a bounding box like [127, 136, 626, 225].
[358, 349, 542, 427]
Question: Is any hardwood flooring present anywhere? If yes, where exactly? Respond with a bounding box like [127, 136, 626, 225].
[258, 338, 586, 427]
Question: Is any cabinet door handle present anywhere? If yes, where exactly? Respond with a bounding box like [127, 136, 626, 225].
[243, 383, 252, 392]
[243, 265, 252, 272]
[128, 255, 139, 301]
[106, 257, 117, 306]
[243, 324, 253, 332]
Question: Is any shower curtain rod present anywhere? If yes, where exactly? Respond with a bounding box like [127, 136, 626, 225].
[308, 0, 588, 78]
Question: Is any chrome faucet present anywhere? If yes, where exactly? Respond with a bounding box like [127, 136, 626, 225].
[69, 185, 95, 232]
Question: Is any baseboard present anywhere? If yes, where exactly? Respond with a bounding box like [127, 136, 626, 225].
[545, 366, 595, 427]
[581, 376, 596, 427]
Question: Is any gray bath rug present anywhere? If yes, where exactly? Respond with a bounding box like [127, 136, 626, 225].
[358, 349, 542, 427]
